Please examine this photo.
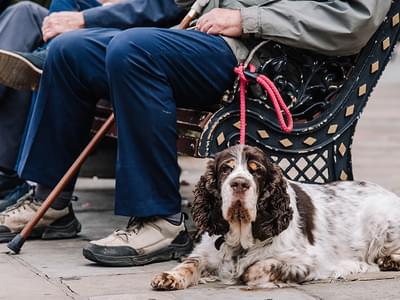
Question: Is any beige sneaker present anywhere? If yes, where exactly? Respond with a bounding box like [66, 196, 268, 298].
[82, 217, 193, 266]
[0, 196, 81, 243]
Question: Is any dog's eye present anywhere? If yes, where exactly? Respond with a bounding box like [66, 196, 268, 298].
[248, 161, 264, 175]
[248, 161, 259, 172]
[220, 164, 233, 174]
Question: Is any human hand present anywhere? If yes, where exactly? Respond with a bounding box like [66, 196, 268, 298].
[196, 8, 242, 37]
[99, 0, 122, 6]
[42, 12, 85, 42]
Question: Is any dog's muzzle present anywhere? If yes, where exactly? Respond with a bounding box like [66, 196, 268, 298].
[230, 177, 250, 194]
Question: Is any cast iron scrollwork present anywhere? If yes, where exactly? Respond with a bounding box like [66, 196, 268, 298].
[249, 43, 356, 125]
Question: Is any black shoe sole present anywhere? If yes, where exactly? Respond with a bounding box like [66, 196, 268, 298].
[83, 234, 193, 267]
[0, 49, 42, 91]
[0, 216, 82, 243]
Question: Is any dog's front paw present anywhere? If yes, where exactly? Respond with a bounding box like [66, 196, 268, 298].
[151, 272, 184, 290]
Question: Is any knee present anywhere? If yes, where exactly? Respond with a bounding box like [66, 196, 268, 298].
[11, 1, 40, 11]
[8, 1, 47, 17]
[106, 28, 164, 75]
[47, 31, 93, 66]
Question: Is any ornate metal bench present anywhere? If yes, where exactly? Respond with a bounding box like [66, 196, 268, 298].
[92, 0, 400, 184]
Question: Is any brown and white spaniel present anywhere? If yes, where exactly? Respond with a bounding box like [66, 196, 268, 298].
[152, 145, 400, 290]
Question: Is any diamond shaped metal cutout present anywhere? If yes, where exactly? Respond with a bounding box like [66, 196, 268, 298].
[296, 157, 308, 169]
[305, 167, 317, 179]
[371, 61, 379, 74]
[345, 105, 355, 117]
[287, 168, 299, 179]
[303, 137, 317, 146]
[280, 138, 293, 148]
[314, 157, 326, 169]
[393, 13, 400, 27]
[358, 84, 367, 96]
[217, 132, 225, 146]
[338, 143, 347, 157]
[340, 170, 348, 181]
[328, 124, 338, 135]
[382, 37, 391, 50]
[257, 130, 269, 139]
[278, 158, 291, 170]
[233, 121, 241, 130]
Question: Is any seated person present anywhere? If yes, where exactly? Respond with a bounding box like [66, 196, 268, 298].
[0, 2, 48, 212]
[0, 0, 390, 268]
[0, 0, 179, 91]
[0, 0, 183, 211]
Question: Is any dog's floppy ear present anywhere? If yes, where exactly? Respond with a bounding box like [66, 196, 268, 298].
[252, 161, 293, 241]
[192, 159, 229, 237]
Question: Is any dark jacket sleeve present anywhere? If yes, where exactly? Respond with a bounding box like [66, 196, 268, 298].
[83, 0, 185, 29]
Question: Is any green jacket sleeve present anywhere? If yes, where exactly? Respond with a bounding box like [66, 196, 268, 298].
[240, 0, 392, 56]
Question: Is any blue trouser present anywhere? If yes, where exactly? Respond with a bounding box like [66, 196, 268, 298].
[0, 2, 47, 170]
[18, 28, 237, 217]
[0, 0, 101, 171]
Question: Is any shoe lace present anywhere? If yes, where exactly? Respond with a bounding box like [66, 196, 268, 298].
[0, 193, 36, 222]
[114, 217, 150, 241]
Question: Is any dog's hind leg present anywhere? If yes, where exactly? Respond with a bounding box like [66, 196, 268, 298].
[377, 245, 400, 271]
[377, 254, 400, 271]
[373, 225, 400, 271]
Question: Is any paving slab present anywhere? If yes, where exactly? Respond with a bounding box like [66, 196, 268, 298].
[299, 278, 400, 300]
[0, 254, 72, 300]
[63, 272, 315, 300]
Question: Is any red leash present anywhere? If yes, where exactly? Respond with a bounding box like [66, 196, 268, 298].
[234, 64, 293, 144]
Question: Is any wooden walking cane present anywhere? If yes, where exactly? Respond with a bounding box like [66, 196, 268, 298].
[7, 114, 115, 253]
[178, 0, 210, 29]
[7, 0, 209, 254]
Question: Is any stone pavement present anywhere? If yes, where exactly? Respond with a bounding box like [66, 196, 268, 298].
[1, 55, 400, 300]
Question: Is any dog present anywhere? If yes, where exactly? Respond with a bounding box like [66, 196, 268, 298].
[151, 144, 400, 290]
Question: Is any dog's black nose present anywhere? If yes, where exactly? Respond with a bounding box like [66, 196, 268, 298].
[230, 177, 250, 192]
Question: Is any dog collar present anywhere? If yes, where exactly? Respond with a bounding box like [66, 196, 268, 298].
[214, 236, 225, 250]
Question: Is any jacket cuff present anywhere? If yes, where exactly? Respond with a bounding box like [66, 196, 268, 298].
[240, 7, 260, 38]
[82, 8, 100, 28]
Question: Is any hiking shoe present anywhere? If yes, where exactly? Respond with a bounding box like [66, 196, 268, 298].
[0, 197, 81, 243]
[0, 170, 25, 198]
[0, 182, 32, 212]
[0, 47, 47, 91]
[82, 217, 193, 267]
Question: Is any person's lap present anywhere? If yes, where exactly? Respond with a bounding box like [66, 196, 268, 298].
[106, 28, 237, 215]
[18, 27, 237, 216]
